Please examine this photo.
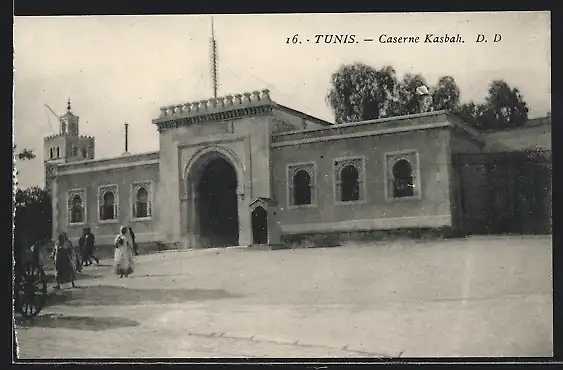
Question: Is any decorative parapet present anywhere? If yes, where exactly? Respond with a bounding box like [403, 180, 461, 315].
[44, 134, 95, 141]
[44, 133, 63, 141]
[152, 89, 274, 131]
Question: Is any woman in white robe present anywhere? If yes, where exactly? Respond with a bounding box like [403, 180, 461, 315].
[114, 226, 135, 277]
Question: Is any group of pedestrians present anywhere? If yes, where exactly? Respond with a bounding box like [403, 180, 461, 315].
[51, 225, 139, 288]
[51, 228, 99, 289]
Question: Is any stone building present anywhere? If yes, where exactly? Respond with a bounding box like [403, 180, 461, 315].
[44, 91, 551, 249]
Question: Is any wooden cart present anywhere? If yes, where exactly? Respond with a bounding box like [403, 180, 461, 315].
[14, 243, 48, 319]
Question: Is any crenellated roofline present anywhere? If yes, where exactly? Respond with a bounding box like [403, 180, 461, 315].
[152, 89, 276, 131]
[44, 134, 95, 141]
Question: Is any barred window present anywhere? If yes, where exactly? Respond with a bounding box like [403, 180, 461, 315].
[99, 185, 119, 221]
[102, 191, 116, 220]
[392, 159, 414, 198]
[68, 190, 86, 224]
[132, 182, 153, 219]
[385, 151, 420, 200]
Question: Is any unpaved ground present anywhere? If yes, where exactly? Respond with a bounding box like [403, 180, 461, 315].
[14, 235, 553, 359]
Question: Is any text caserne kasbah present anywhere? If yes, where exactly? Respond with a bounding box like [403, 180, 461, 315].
[379, 34, 465, 43]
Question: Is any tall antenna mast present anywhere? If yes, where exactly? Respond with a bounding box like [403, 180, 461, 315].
[210, 17, 218, 99]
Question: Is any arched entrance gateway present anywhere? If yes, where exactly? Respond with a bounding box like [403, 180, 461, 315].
[184, 150, 242, 248]
[198, 157, 239, 246]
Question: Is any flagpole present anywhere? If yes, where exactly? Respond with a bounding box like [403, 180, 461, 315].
[210, 17, 218, 99]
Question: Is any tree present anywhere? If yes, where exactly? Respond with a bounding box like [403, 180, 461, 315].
[325, 64, 529, 131]
[483, 80, 529, 129]
[13, 145, 36, 160]
[453, 102, 492, 130]
[326, 63, 398, 123]
[13, 146, 52, 254]
[432, 76, 460, 112]
[388, 73, 429, 116]
[17, 148, 36, 160]
[14, 187, 52, 249]
[454, 80, 529, 130]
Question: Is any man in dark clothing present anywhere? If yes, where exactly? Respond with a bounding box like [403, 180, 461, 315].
[129, 227, 139, 256]
[79, 228, 89, 266]
[85, 228, 100, 265]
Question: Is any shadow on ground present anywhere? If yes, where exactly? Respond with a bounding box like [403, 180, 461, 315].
[126, 273, 192, 279]
[43, 271, 105, 284]
[79, 263, 112, 268]
[14, 313, 139, 331]
[46, 285, 241, 307]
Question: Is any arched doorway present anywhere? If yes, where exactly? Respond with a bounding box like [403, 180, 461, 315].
[196, 157, 239, 247]
[251, 206, 268, 245]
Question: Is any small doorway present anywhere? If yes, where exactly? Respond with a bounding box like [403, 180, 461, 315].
[251, 206, 268, 245]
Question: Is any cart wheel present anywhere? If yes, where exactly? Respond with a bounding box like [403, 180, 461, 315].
[18, 262, 47, 319]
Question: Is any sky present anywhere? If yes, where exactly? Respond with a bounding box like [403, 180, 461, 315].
[13, 12, 551, 189]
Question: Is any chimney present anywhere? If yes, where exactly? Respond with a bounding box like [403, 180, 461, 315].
[123, 123, 130, 155]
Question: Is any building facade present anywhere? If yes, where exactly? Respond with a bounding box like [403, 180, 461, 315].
[44, 90, 552, 248]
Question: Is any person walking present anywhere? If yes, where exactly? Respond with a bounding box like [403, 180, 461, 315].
[128, 227, 139, 256]
[85, 228, 100, 265]
[51, 233, 76, 289]
[78, 228, 89, 266]
[114, 226, 135, 278]
[63, 232, 82, 273]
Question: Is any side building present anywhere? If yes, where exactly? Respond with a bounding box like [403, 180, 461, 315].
[44, 103, 160, 247]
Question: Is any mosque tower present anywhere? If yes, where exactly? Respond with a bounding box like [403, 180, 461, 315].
[44, 99, 95, 191]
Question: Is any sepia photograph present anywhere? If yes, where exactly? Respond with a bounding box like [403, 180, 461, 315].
[12, 11, 552, 360]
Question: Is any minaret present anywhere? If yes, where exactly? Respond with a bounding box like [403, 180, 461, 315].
[62, 98, 80, 136]
[210, 17, 218, 99]
[44, 99, 95, 167]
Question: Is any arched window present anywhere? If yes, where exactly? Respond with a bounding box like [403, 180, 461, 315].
[69, 193, 84, 223]
[293, 169, 312, 206]
[72, 146, 78, 157]
[334, 157, 364, 203]
[134, 187, 149, 218]
[56, 147, 60, 158]
[81, 148, 87, 158]
[340, 165, 360, 202]
[392, 159, 414, 198]
[101, 191, 116, 220]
